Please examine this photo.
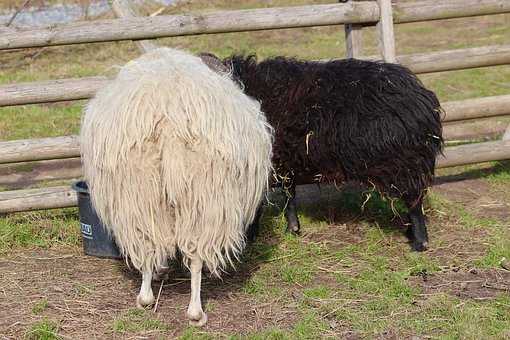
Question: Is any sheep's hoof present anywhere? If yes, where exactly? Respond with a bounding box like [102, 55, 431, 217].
[187, 311, 208, 327]
[287, 223, 301, 235]
[136, 294, 155, 309]
[412, 240, 428, 252]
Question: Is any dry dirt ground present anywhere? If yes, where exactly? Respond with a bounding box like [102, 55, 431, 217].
[0, 168, 509, 339]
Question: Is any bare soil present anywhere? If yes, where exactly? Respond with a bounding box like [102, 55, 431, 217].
[0, 175, 508, 339]
[0, 248, 299, 339]
[410, 268, 510, 300]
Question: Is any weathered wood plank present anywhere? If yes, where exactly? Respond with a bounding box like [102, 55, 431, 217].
[442, 95, 510, 122]
[111, 0, 158, 53]
[2, 45, 508, 107]
[0, 186, 77, 213]
[393, 0, 510, 23]
[0, 76, 108, 106]
[0, 2, 380, 50]
[2, 138, 509, 213]
[397, 44, 510, 74]
[437, 139, 510, 168]
[345, 24, 363, 58]
[0, 136, 80, 164]
[376, 0, 396, 62]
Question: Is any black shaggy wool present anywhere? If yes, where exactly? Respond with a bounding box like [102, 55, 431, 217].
[223, 55, 444, 207]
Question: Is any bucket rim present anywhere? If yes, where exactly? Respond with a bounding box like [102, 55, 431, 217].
[71, 180, 89, 194]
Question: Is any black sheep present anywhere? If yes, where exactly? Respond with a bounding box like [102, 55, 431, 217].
[201, 54, 444, 251]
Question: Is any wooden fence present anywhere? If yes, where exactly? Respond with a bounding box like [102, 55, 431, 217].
[0, 0, 509, 213]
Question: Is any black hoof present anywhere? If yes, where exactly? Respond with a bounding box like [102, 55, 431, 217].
[287, 223, 301, 235]
[411, 240, 428, 252]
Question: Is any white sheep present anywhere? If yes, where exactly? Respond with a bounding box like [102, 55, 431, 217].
[80, 47, 273, 326]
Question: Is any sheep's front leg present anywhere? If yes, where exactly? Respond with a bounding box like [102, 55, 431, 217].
[154, 258, 170, 281]
[285, 184, 301, 234]
[246, 203, 263, 242]
[186, 257, 207, 326]
[406, 198, 429, 252]
[136, 271, 155, 308]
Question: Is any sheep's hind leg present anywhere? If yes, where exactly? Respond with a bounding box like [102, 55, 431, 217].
[136, 270, 155, 308]
[186, 256, 207, 327]
[285, 184, 301, 234]
[406, 199, 428, 252]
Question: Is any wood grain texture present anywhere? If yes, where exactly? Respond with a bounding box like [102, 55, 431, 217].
[345, 24, 363, 58]
[393, 0, 510, 23]
[111, 0, 158, 53]
[0, 136, 80, 164]
[397, 44, 510, 74]
[437, 140, 510, 168]
[0, 2, 380, 50]
[376, 0, 396, 62]
[0, 76, 108, 107]
[0, 186, 77, 213]
[442, 95, 510, 122]
[2, 44, 508, 107]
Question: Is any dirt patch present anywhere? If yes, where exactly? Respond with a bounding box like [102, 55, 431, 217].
[410, 268, 510, 300]
[434, 177, 510, 222]
[0, 249, 298, 339]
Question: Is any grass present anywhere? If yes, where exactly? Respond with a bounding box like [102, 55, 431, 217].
[31, 299, 49, 315]
[24, 319, 61, 340]
[112, 309, 170, 334]
[0, 209, 81, 254]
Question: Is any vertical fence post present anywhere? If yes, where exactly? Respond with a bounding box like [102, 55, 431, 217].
[344, 0, 363, 58]
[345, 23, 363, 58]
[376, 0, 396, 62]
[111, 0, 158, 53]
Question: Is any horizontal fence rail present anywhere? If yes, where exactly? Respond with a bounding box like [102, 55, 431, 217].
[0, 186, 77, 213]
[1, 138, 509, 213]
[0, 77, 108, 106]
[0, 3, 380, 50]
[1, 0, 510, 51]
[395, 44, 510, 74]
[392, 0, 510, 23]
[442, 95, 510, 122]
[0, 136, 80, 164]
[2, 44, 509, 107]
[437, 139, 510, 168]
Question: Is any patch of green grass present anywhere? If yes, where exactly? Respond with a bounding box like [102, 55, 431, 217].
[403, 252, 441, 276]
[73, 283, 95, 296]
[25, 319, 60, 340]
[303, 286, 332, 300]
[0, 103, 82, 141]
[404, 294, 510, 339]
[280, 264, 313, 285]
[0, 209, 80, 253]
[31, 299, 49, 315]
[486, 161, 510, 184]
[180, 327, 216, 340]
[112, 309, 170, 334]
[476, 229, 510, 268]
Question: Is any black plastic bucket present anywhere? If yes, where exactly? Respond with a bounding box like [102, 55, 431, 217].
[72, 181, 122, 259]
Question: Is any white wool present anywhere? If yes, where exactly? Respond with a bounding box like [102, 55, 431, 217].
[81, 47, 273, 276]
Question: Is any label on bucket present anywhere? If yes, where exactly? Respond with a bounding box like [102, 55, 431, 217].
[81, 223, 93, 240]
